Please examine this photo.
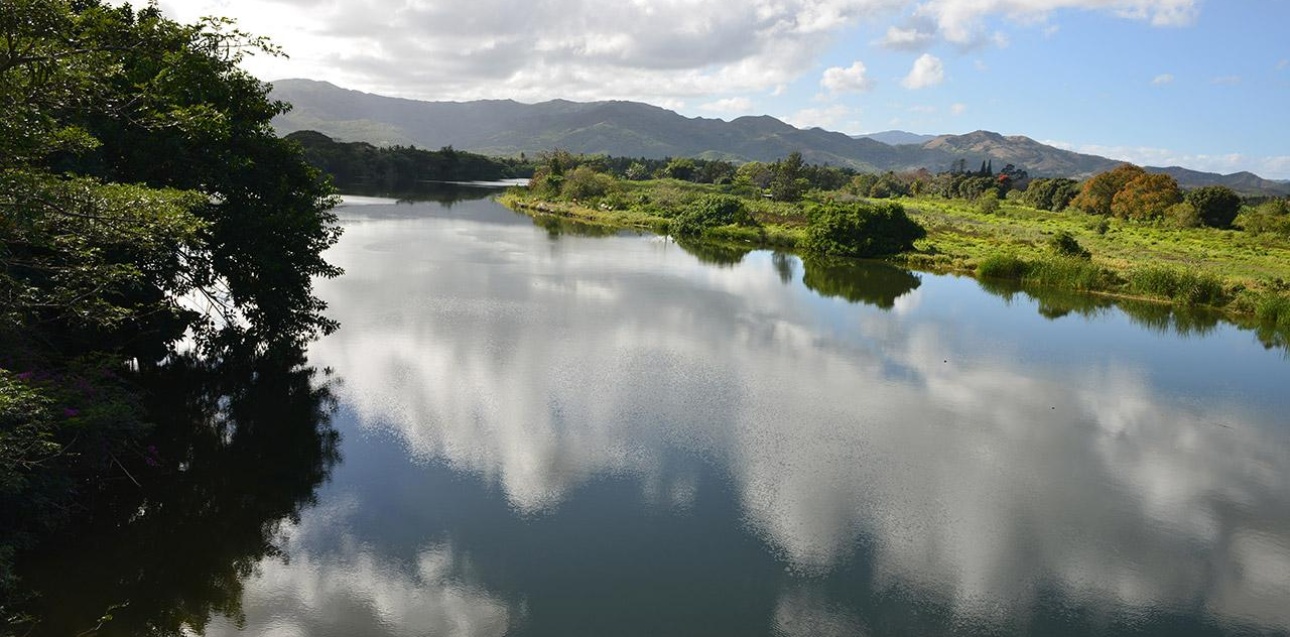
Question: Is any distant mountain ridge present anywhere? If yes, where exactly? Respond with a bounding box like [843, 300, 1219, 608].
[854, 131, 938, 146]
[270, 79, 1289, 195]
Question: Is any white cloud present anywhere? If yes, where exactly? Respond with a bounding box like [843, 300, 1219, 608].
[699, 97, 755, 113]
[951, 102, 968, 115]
[783, 105, 856, 129]
[1211, 75, 1242, 85]
[901, 53, 945, 89]
[909, 104, 937, 113]
[878, 25, 934, 50]
[1279, 59, 1289, 71]
[124, 0, 916, 104]
[119, 0, 1204, 105]
[1151, 73, 1174, 85]
[821, 61, 874, 93]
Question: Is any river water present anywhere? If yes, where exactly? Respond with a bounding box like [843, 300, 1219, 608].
[27, 192, 1290, 636]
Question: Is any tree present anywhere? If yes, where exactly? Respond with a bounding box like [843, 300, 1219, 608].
[0, 0, 344, 592]
[1185, 185, 1242, 228]
[1023, 177, 1080, 212]
[735, 161, 773, 190]
[663, 157, 696, 181]
[1071, 164, 1146, 216]
[769, 151, 808, 202]
[2, 1, 343, 349]
[1110, 173, 1182, 220]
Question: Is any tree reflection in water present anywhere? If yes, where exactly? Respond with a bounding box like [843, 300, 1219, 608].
[802, 257, 922, 310]
[9, 344, 340, 637]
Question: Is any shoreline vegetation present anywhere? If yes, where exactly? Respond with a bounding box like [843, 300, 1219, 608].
[497, 152, 1290, 349]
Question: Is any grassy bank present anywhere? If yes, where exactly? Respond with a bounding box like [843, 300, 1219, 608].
[499, 181, 1290, 338]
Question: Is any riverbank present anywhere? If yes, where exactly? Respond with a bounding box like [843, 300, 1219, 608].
[499, 184, 1290, 341]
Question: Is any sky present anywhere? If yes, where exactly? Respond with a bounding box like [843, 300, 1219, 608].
[129, 0, 1290, 178]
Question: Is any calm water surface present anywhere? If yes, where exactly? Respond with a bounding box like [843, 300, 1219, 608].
[195, 195, 1290, 636]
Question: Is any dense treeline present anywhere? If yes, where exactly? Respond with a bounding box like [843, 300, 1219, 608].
[1, 0, 342, 617]
[286, 130, 534, 192]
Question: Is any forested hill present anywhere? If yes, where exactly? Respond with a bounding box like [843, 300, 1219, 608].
[287, 130, 532, 192]
[270, 79, 1290, 195]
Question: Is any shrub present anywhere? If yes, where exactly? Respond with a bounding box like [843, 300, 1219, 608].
[1086, 217, 1111, 234]
[1165, 202, 1201, 229]
[801, 201, 925, 258]
[978, 191, 1001, 214]
[669, 194, 755, 237]
[1237, 209, 1290, 237]
[1047, 231, 1091, 259]
[561, 166, 616, 200]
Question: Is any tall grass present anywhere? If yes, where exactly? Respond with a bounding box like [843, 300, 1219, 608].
[976, 253, 1107, 290]
[1024, 257, 1106, 290]
[1128, 266, 1226, 306]
[1256, 294, 1290, 328]
[976, 253, 1028, 279]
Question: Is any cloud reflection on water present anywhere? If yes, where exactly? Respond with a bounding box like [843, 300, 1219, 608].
[307, 206, 1290, 630]
[203, 498, 517, 637]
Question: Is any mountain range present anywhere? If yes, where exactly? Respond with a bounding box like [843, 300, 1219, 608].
[269, 79, 1288, 195]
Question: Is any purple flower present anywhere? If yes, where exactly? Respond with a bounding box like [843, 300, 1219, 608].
[16, 371, 34, 380]
[63, 407, 80, 417]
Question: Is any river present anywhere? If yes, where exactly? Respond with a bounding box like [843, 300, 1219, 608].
[19, 191, 1290, 636]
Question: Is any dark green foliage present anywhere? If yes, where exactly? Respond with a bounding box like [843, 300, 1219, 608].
[4, 0, 345, 346]
[957, 175, 999, 201]
[800, 201, 925, 258]
[769, 151, 809, 202]
[669, 194, 754, 237]
[0, 0, 345, 601]
[663, 157, 697, 181]
[1048, 231, 1091, 259]
[1185, 185, 1242, 228]
[288, 131, 531, 191]
[1023, 177, 1080, 211]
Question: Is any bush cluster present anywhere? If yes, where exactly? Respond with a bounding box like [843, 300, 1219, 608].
[800, 201, 925, 258]
[669, 195, 755, 237]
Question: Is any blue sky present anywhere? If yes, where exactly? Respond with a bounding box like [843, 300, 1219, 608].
[137, 0, 1289, 178]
